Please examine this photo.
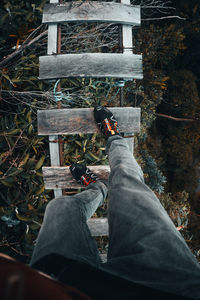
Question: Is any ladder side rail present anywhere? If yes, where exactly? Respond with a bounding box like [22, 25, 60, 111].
[48, 0, 62, 198]
[121, 0, 141, 153]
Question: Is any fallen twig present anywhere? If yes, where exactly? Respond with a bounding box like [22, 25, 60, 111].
[0, 30, 47, 68]
[156, 113, 195, 122]
[142, 16, 186, 21]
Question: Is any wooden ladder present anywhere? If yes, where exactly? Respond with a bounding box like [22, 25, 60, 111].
[37, 0, 143, 256]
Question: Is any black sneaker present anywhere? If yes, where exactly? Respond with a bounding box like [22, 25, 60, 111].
[94, 106, 121, 138]
[70, 163, 99, 187]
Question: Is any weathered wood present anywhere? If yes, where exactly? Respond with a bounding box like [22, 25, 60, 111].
[39, 53, 143, 80]
[122, 0, 133, 55]
[43, 2, 140, 26]
[38, 107, 140, 135]
[121, 0, 136, 152]
[42, 166, 110, 189]
[49, 136, 63, 197]
[47, 0, 62, 198]
[87, 218, 108, 236]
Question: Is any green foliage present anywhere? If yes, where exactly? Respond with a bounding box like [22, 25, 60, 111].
[159, 191, 190, 230]
[0, 0, 47, 58]
[139, 149, 166, 194]
[63, 133, 108, 166]
[134, 23, 186, 71]
[155, 70, 200, 194]
[0, 101, 50, 260]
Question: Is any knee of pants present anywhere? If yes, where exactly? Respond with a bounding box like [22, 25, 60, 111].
[110, 163, 144, 185]
[46, 196, 80, 214]
[111, 162, 135, 178]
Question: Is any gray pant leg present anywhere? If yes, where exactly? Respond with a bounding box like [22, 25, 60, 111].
[103, 135, 200, 299]
[30, 181, 107, 268]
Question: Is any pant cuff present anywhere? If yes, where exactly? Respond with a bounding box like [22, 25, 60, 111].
[106, 135, 124, 154]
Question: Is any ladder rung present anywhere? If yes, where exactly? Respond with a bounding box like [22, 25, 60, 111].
[87, 218, 108, 236]
[42, 166, 110, 189]
[38, 107, 140, 136]
[39, 53, 143, 80]
[42, 2, 141, 26]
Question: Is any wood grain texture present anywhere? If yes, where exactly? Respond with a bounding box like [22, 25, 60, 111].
[39, 53, 143, 79]
[38, 107, 140, 135]
[87, 218, 108, 236]
[43, 2, 140, 26]
[42, 165, 110, 189]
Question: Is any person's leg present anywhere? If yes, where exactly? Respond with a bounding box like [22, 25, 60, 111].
[103, 135, 200, 299]
[30, 180, 107, 268]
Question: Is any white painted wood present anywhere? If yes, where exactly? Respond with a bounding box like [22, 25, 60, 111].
[49, 136, 62, 197]
[48, 0, 59, 55]
[49, 136, 60, 166]
[122, 0, 134, 54]
[39, 53, 143, 79]
[48, 0, 62, 198]
[121, 0, 141, 150]
[48, 25, 57, 55]
[87, 218, 108, 236]
[43, 2, 141, 26]
[122, 25, 133, 54]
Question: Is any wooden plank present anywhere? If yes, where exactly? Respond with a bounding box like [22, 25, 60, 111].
[38, 107, 140, 135]
[87, 218, 108, 236]
[42, 2, 140, 26]
[42, 166, 110, 189]
[39, 53, 143, 80]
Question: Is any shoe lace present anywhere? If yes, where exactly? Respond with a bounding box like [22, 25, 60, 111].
[101, 117, 118, 135]
[81, 169, 98, 186]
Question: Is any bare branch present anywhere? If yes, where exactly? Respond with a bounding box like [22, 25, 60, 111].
[0, 131, 23, 166]
[156, 113, 195, 122]
[141, 6, 175, 9]
[23, 24, 44, 44]
[0, 30, 47, 69]
[142, 16, 186, 21]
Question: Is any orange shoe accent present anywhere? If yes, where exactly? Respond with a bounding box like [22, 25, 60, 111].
[103, 118, 117, 135]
